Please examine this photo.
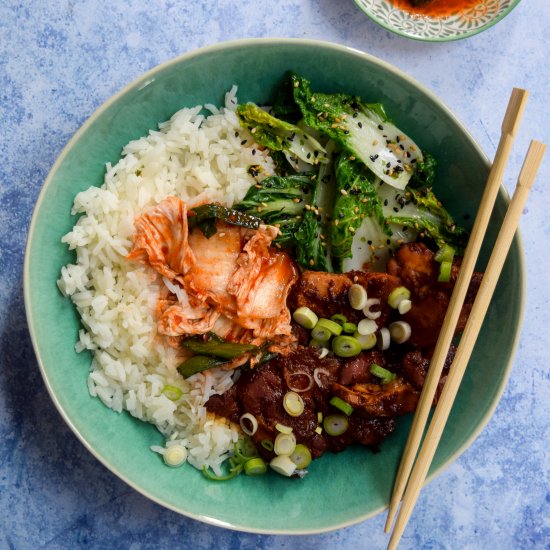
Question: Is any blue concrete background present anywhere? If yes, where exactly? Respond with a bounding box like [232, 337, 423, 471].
[1, 1, 549, 548]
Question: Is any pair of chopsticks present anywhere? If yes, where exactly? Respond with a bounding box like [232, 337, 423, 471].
[384, 88, 546, 550]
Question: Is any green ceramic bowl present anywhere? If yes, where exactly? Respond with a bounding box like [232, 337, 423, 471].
[24, 39, 524, 534]
[353, 0, 521, 42]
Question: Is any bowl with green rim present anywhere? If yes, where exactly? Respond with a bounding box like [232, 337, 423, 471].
[353, 0, 521, 41]
[24, 38, 524, 534]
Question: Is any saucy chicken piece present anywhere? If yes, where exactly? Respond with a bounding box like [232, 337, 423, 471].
[387, 242, 482, 349]
[331, 378, 419, 418]
[402, 345, 456, 402]
[128, 197, 299, 347]
[289, 270, 400, 327]
[206, 346, 396, 460]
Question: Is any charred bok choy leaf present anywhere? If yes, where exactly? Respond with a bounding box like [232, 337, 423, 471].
[293, 139, 338, 272]
[234, 173, 316, 246]
[290, 73, 425, 191]
[383, 185, 468, 252]
[236, 102, 328, 171]
[188, 203, 262, 238]
[329, 153, 389, 270]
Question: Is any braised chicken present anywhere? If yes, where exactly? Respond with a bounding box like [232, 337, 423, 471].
[387, 242, 482, 349]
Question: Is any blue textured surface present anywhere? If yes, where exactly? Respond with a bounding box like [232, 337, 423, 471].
[1, 1, 549, 549]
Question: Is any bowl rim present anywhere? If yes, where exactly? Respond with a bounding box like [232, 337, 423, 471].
[352, 0, 522, 42]
[23, 37, 526, 534]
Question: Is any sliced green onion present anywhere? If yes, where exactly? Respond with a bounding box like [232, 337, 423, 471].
[318, 347, 329, 359]
[234, 438, 257, 462]
[377, 327, 391, 350]
[283, 391, 304, 417]
[348, 284, 368, 310]
[329, 396, 354, 416]
[274, 432, 297, 456]
[292, 306, 319, 329]
[270, 455, 297, 477]
[275, 423, 293, 434]
[309, 338, 325, 349]
[438, 260, 452, 282]
[244, 457, 267, 476]
[261, 439, 274, 452]
[239, 413, 258, 436]
[202, 464, 242, 481]
[332, 335, 362, 358]
[317, 411, 323, 423]
[357, 318, 377, 335]
[389, 320, 412, 344]
[387, 286, 411, 309]
[163, 444, 187, 467]
[363, 298, 381, 320]
[331, 313, 348, 325]
[434, 244, 455, 263]
[312, 318, 343, 341]
[161, 385, 183, 401]
[342, 322, 358, 334]
[354, 331, 377, 350]
[370, 363, 396, 384]
[398, 299, 412, 314]
[323, 414, 349, 436]
[290, 444, 312, 469]
[315, 426, 323, 435]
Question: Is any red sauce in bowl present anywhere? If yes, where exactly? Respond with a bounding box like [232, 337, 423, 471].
[390, 0, 481, 17]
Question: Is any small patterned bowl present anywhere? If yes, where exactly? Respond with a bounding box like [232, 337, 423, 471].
[354, 0, 520, 41]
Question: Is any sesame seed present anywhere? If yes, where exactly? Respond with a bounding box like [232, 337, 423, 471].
[294, 81, 300, 88]
[309, 259, 315, 266]
[340, 189, 348, 195]
[251, 128, 257, 134]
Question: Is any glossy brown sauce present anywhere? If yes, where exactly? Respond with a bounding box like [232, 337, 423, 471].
[390, 0, 481, 18]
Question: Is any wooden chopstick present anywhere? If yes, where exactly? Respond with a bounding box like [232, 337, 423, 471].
[387, 139, 546, 550]
[384, 88, 529, 533]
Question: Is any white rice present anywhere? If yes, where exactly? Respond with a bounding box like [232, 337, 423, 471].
[58, 87, 275, 475]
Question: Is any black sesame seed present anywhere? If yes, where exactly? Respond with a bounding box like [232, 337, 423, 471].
[241, 139, 247, 145]
[252, 149, 256, 156]
[384, 199, 388, 206]
[378, 124, 383, 130]
[358, 122, 363, 128]
[399, 144, 405, 151]
[393, 207, 399, 213]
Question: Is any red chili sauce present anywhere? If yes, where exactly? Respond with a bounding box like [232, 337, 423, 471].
[390, 0, 481, 17]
